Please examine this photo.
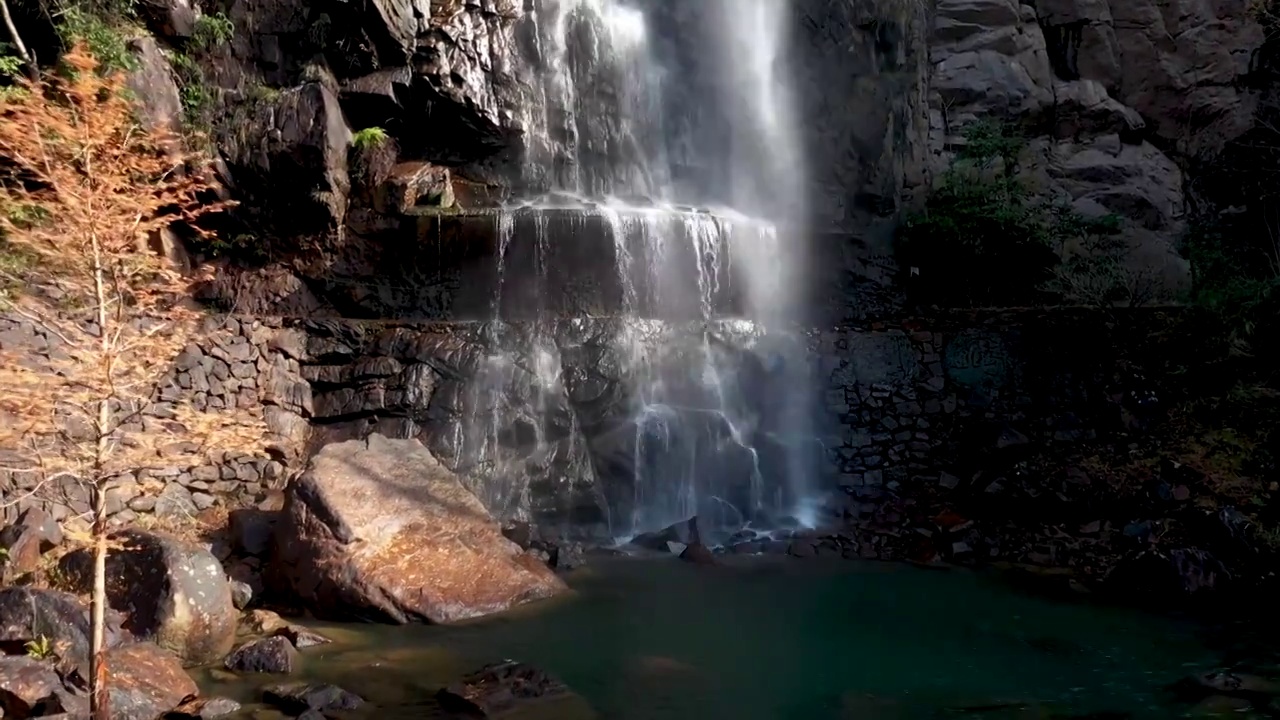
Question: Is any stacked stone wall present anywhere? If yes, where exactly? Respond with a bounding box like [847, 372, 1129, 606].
[817, 309, 1187, 491]
[0, 313, 312, 528]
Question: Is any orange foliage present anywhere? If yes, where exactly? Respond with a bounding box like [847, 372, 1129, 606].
[0, 44, 263, 490]
[0, 44, 268, 720]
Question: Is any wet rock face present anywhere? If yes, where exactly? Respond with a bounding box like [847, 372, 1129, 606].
[298, 317, 817, 540]
[271, 434, 568, 623]
[186, 0, 1266, 318]
[790, 0, 931, 238]
[226, 75, 353, 239]
[58, 530, 237, 666]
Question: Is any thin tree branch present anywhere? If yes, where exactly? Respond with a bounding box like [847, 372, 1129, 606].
[0, 0, 36, 80]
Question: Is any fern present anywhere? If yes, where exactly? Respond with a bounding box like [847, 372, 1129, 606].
[351, 126, 389, 150]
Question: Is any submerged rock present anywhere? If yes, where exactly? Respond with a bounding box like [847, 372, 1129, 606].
[241, 609, 289, 636]
[273, 624, 331, 649]
[166, 695, 243, 719]
[59, 530, 237, 665]
[679, 543, 716, 565]
[1189, 671, 1280, 699]
[630, 517, 700, 552]
[263, 682, 364, 714]
[224, 636, 298, 674]
[1105, 546, 1228, 599]
[271, 435, 567, 623]
[437, 661, 592, 719]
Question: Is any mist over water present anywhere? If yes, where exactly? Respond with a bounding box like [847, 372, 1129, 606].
[463, 0, 819, 538]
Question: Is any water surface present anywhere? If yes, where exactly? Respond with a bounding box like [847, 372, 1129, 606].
[203, 557, 1226, 719]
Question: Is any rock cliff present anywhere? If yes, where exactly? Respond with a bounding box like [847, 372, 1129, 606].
[3, 0, 1246, 319]
[4, 0, 1270, 316]
[800, 0, 1266, 316]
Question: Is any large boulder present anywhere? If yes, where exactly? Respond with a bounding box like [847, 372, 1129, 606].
[0, 507, 62, 576]
[0, 587, 128, 666]
[224, 72, 353, 238]
[125, 36, 184, 134]
[105, 642, 199, 720]
[0, 655, 63, 717]
[0, 642, 192, 720]
[59, 530, 237, 666]
[271, 434, 568, 623]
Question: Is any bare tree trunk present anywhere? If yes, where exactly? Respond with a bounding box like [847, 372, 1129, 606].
[0, 0, 38, 80]
[89, 481, 108, 720]
[88, 237, 110, 720]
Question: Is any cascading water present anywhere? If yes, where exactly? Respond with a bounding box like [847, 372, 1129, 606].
[460, 0, 817, 540]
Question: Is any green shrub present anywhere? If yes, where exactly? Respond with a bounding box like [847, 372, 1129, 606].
[203, 232, 269, 263]
[897, 121, 1123, 307]
[0, 46, 24, 78]
[56, 6, 137, 74]
[0, 46, 26, 101]
[165, 51, 217, 136]
[1183, 218, 1280, 358]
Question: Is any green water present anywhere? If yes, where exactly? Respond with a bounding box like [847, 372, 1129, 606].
[203, 557, 1231, 719]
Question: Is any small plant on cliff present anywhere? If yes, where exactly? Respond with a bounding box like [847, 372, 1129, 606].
[350, 126, 397, 189]
[24, 634, 55, 660]
[352, 126, 389, 150]
[0, 44, 263, 720]
[191, 12, 234, 50]
[168, 51, 216, 133]
[1182, 217, 1280, 362]
[55, 4, 138, 73]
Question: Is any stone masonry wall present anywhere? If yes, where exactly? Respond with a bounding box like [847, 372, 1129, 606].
[0, 313, 312, 529]
[816, 309, 1185, 493]
[3, 306, 1189, 532]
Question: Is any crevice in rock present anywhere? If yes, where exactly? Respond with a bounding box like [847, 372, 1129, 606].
[1042, 22, 1085, 81]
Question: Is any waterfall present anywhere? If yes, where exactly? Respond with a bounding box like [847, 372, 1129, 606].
[460, 0, 816, 539]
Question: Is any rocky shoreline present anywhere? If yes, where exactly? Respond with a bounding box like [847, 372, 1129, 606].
[2, 433, 1279, 719]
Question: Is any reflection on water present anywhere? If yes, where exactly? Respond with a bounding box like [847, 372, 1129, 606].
[200, 557, 1222, 719]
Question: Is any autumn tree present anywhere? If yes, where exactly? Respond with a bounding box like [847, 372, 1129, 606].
[0, 44, 261, 719]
